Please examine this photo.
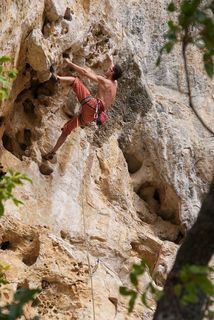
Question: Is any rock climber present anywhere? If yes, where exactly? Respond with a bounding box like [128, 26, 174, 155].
[43, 54, 123, 160]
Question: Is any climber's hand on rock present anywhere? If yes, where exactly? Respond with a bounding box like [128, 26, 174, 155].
[64, 57, 72, 64]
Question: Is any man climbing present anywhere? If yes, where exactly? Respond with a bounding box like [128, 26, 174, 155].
[43, 55, 122, 160]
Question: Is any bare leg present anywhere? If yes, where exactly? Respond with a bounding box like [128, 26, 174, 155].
[43, 131, 69, 160]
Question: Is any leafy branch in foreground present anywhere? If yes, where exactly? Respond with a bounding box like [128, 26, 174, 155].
[0, 170, 39, 319]
[173, 265, 214, 319]
[157, 0, 214, 135]
[0, 262, 10, 286]
[157, 0, 214, 77]
[120, 260, 214, 317]
[0, 170, 32, 217]
[0, 55, 18, 101]
[0, 262, 40, 319]
[0, 288, 40, 320]
[119, 259, 162, 313]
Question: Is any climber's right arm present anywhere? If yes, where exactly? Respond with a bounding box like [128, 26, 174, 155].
[65, 59, 100, 83]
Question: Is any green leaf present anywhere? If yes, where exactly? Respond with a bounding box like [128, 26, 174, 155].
[182, 291, 198, 304]
[167, 2, 176, 12]
[0, 75, 10, 87]
[167, 20, 178, 32]
[155, 289, 163, 301]
[164, 41, 174, 53]
[12, 198, 23, 206]
[165, 31, 177, 41]
[141, 292, 150, 308]
[0, 202, 4, 217]
[174, 284, 182, 296]
[0, 56, 11, 64]
[119, 286, 133, 296]
[187, 265, 209, 275]
[0, 88, 9, 100]
[128, 291, 137, 313]
[31, 297, 40, 307]
[8, 69, 18, 79]
[130, 272, 138, 286]
[14, 288, 40, 304]
[194, 9, 208, 23]
[133, 262, 145, 274]
[156, 56, 161, 66]
[199, 278, 214, 296]
[203, 53, 214, 78]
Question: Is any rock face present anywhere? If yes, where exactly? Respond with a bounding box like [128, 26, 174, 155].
[0, 0, 213, 319]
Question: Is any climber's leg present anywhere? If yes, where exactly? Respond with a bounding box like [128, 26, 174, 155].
[57, 75, 76, 85]
[43, 116, 80, 160]
[70, 78, 91, 103]
[42, 132, 68, 160]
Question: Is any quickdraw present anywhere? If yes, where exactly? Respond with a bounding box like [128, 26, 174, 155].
[94, 99, 108, 126]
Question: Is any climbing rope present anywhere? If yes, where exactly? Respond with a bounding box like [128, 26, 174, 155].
[77, 120, 96, 320]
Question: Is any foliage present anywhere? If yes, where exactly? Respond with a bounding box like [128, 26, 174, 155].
[120, 260, 214, 316]
[174, 265, 214, 318]
[0, 288, 40, 320]
[0, 56, 39, 319]
[0, 262, 40, 319]
[0, 170, 32, 217]
[0, 262, 10, 286]
[0, 170, 39, 319]
[0, 56, 18, 101]
[157, 0, 214, 78]
[119, 259, 162, 313]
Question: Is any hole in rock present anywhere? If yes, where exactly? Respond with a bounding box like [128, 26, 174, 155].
[137, 182, 180, 224]
[32, 78, 58, 98]
[22, 241, 40, 266]
[19, 143, 27, 151]
[42, 16, 50, 36]
[64, 7, 72, 21]
[41, 279, 51, 289]
[1, 241, 12, 250]
[17, 279, 29, 289]
[138, 184, 161, 214]
[2, 133, 13, 153]
[0, 116, 4, 126]
[62, 51, 70, 59]
[24, 128, 32, 146]
[22, 254, 38, 266]
[154, 189, 161, 204]
[23, 99, 35, 114]
[123, 152, 142, 173]
[175, 231, 184, 244]
[23, 63, 31, 76]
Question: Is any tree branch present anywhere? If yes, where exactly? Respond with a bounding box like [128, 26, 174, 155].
[153, 179, 214, 320]
[182, 29, 214, 136]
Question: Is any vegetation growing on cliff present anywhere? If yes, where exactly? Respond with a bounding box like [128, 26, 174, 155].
[0, 56, 40, 319]
[0, 56, 17, 101]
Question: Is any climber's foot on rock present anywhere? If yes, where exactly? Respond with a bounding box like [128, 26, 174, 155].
[42, 152, 56, 161]
[39, 163, 54, 175]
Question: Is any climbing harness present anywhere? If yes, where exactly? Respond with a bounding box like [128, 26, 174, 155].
[80, 95, 93, 106]
[94, 99, 108, 126]
[80, 96, 108, 127]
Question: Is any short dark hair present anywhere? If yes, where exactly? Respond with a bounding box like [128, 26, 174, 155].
[112, 64, 123, 80]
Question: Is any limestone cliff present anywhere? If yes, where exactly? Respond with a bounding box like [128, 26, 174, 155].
[0, 0, 213, 319]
